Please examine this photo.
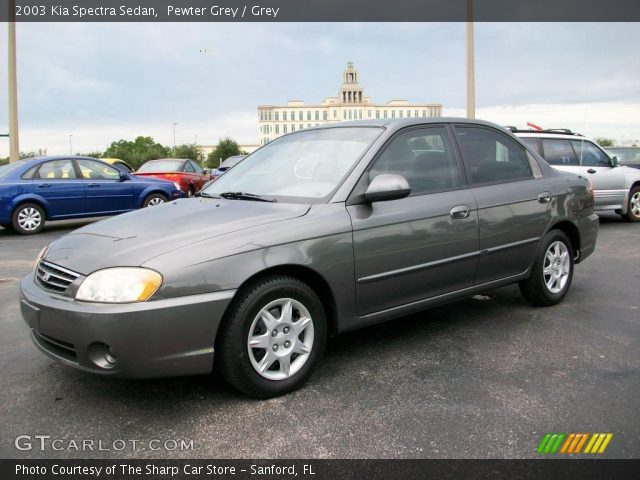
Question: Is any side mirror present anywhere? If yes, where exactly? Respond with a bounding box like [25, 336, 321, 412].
[119, 171, 130, 181]
[611, 156, 619, 167]
[363, 174, 411, 203]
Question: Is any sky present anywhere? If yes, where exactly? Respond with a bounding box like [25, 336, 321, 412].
[0, 22, 639, 156]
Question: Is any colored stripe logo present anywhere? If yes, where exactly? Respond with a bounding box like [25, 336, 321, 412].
[537, 433, 613, 454]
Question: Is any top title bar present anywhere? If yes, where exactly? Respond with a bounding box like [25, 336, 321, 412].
[3, 0, 640, 22]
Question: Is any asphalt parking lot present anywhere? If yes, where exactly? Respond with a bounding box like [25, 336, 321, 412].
[0, 215, 638, 459]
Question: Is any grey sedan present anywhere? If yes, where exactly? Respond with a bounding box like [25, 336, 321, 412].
[20, 118, 599, 398]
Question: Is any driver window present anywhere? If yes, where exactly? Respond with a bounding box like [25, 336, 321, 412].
[370, 127, 461, 196]
[76, 159, 121, 180]
[571, 140, 611, 167]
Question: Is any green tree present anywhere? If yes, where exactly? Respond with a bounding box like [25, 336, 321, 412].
[206, 137, 245, 168]
[594, 137, 615, 147]
[173, 143, 201, 162]
[104, 136, 170, 169]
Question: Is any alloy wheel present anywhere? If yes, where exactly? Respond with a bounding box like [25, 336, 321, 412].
[630, 192, 640, 218]
[543, 241, 570, 294]
[147, 197, 164, 206]
[247, 298, 314, 381]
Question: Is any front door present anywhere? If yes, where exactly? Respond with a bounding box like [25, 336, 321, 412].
[76, 159, 135, 213]
[571, 139, 626, 209]
[348, 125, 479, 316]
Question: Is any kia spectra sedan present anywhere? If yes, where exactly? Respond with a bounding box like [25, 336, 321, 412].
[20, 119, 598, 398]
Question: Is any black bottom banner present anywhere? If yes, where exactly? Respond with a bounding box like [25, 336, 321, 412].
[2, 459, 639, 480]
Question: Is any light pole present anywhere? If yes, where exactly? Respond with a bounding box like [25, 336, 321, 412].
[69, 134, 73, 155]
[466, 0, 476, 119]
[8, 0, 20, 163]
[172, 122, 178, 156]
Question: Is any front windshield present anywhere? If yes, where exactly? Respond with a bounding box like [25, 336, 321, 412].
[608, 148, 640, 163]
[137, 160, 182, 173]
[202, 127, 382, 202]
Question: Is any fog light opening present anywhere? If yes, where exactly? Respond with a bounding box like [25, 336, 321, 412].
[87, 342, 118, 369]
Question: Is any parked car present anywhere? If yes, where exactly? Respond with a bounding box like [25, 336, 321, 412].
[511, 128, 640, 222]
[605, 147, 640, 170]
[0, 156, 182, 234]
[20, 119, 598, 397]
[212, 155, 246, 180]
[134, 158, 211, 197]
[101, 158, 135, 173]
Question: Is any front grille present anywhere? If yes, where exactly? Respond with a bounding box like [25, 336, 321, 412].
[36, 260, 81, 294]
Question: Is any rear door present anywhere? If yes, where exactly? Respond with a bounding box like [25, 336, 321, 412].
[347, 125, 479, 315]
[32, 159, 85, 217]
[571, 139, 626, 208]
[76, 159, 135, 213]
[454, 125, 553, 285]
[187, 160, 208, 190]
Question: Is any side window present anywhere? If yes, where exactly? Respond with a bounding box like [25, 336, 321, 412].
[541, 139, 579, 166]
[571, 140, 611, 167]
[455, 126, 533, 185]
[35, 160, 77, 180]
[370, 126, 461, 196]
[183, 162, 196, 173]
[520, 137, 541, 155]
[76, 159, 121, 180]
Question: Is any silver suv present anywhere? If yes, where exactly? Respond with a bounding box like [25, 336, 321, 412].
[512, 128, 640, 222]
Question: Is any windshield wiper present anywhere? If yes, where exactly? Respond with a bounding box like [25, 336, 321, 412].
[219, 192, 277, 202]
[196, 191, 220, 199]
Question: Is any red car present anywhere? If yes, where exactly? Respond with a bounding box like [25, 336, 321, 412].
[134, 159, 211, 197]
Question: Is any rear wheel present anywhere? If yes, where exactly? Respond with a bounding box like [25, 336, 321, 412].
[217, 275, 327, 398]
[622, 186, 640, 222]
[12, 203, 45, 235]
[142, 193, 168, 207]
[519, 230, 574, 306]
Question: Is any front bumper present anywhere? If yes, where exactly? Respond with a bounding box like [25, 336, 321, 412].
[20, 273, 235, 378]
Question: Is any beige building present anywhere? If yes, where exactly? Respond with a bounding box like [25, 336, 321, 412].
[258, 62, 442, 146]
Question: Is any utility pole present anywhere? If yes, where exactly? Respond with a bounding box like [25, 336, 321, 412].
[172, 122, 178, 156]
[8, 0, 20, 162]
[466, 0, 476, 119]
[69, 134, 73, 155]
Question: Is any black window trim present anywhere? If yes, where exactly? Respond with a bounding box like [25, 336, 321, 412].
[451, 124, 536, 188]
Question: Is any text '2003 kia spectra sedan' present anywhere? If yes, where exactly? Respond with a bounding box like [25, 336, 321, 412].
[20, 119, 599, 398]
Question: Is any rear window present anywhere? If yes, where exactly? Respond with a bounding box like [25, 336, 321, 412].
[137, 160, 183, 173]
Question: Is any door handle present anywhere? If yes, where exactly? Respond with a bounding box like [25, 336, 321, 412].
[37, 184, 52, 188]
[87, 183, 100, 187]
[537, 192, 552, 204]
[450, 205, 471, 219]
[586, 168, 597, 174]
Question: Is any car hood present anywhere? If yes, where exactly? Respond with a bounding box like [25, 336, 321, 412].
[43, 198, 310, 275]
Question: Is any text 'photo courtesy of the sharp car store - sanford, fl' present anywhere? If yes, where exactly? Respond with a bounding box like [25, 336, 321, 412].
[1, 1, 640, 480]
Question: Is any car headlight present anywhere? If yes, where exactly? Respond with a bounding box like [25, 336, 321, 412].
[173, 182, 181, 191]
[33, 245, 49, 270]
[75, 268, 162, 303]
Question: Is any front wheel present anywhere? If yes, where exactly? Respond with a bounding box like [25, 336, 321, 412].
[622, 186, 640, 222]
[142, 192, 168, 208]
[12, 203, 46, 235]
[519, 230, 574, 306]
[217, 276, 327, 398]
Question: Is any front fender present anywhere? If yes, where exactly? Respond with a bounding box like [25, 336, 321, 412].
[135, 185, 177, 209]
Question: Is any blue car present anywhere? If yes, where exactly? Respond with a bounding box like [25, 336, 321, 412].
[0, 156, 183, 234]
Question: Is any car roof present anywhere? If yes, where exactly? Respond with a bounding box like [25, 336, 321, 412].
[306, 117, 509, 133]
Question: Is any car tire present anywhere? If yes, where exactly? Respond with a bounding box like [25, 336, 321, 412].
[519, 230, 574, 307]
[622, 186, 640, 222]
[142, 193, 168, 208]
[0, 223, 13, 231]
[11, 203, 46, 235]
[217, 275, 327, 398]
